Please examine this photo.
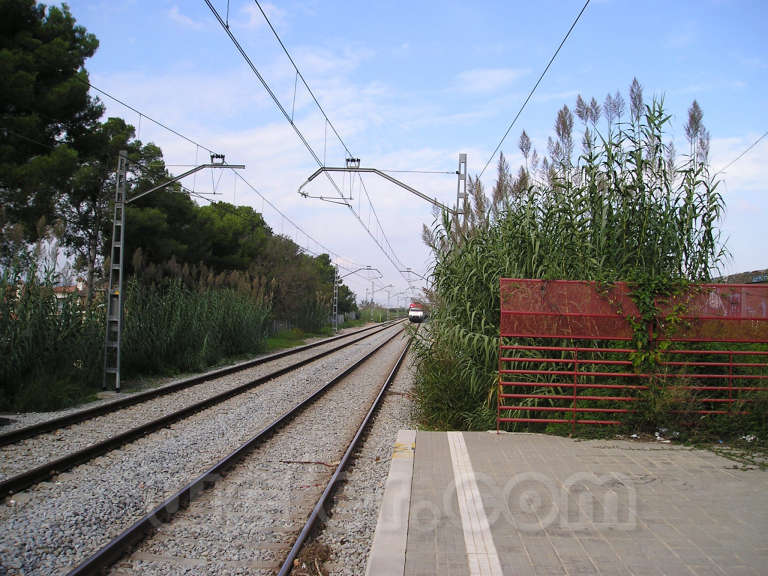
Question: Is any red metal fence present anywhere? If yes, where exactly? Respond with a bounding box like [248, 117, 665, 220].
[498, 279, 768, 430]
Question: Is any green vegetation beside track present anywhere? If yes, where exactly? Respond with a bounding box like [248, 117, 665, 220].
[414, 82, 767, 447]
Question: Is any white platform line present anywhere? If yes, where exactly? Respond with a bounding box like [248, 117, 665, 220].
[447, 431, 504, 576]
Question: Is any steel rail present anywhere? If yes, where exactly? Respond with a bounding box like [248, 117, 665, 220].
[64, 325, 406, 576]
[277, 327, 413, 575]
[0, 321, 404, 498]
[0, 320, 398, 447]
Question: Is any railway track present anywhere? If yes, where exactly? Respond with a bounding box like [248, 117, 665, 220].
[0, 320, 395, 447]
[0, 320, 401, 497]
[0, 322, 407, 575]
[61, 324, 412, 576]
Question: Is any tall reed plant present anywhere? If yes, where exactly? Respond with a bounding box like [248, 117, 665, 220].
[414, 97, 727, 431]
[0, 248, 103, 411]
[121, 277, 271, 377]
[1, 255, 272, 410]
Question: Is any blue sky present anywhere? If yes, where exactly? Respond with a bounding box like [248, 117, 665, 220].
[65, 0, 767, 301]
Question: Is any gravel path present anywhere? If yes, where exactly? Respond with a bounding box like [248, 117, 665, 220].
[0, 324, 392, 482]
[306, 348, 416, 576]
[109, 330, 410, 576]
[0, 324, 404, 576]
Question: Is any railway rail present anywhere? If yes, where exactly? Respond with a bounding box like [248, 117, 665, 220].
[0, 320, 395, 447]
[0, 320, 401, 497]
[62, 324, 411, 575]
[0, 321, 409, 575]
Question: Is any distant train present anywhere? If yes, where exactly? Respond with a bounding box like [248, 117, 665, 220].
[408, 302, 426, 323]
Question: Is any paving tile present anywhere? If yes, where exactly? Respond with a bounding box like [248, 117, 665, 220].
[395, 433, 767, 576]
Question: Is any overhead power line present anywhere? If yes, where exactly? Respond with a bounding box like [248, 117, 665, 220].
[250, 0, 354, 159]
[714, 130, 768, 176]
[127, 158, 380, 283]
[75, 75, 216, 155]
[76, 79, 386, 285]
[380, 169, 456, 175]
[478, 0, 591, 179]
[206, 0, 412, 284]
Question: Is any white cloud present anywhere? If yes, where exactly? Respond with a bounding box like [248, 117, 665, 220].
[293, 45, 373, 78]
[454, 67, 529, 94]
[711, 135, 768, 191]
[237, 2, 286, 31]
[534, 89, 581, 103]
[167, 5, 203, 29]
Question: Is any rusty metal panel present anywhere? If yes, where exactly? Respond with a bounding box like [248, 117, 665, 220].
[658, 284, 768, 342]
[498, 279, 768, 430]
[500, 279, 638, 340]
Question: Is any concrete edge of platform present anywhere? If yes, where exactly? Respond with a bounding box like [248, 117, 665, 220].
[365, 429, 416, 576]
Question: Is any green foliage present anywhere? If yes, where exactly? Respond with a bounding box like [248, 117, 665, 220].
[121, 277, 270, 376]
[415, 90, 731, 434]
[337, 283, 358, 315]
[0, 239, 103, 411]
[0, 0, 101, 242]
[61, 117, 143, 303]
[0, 246, 271, 410]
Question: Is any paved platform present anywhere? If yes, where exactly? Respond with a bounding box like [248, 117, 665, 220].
[367, 431, 767, 576]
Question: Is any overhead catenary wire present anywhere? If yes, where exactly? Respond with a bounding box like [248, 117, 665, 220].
[74, 75, 217, 156]
[250, 0, 354, 159]
[78, 82, 357, 270]
[74, 81, 389, 288]
[206, 0, 412, 285]
[7, 82, 418, 291]
[380, 169, 456, 175]
[4, 128, 60, 151]
[127, 158, 382, 284]
[478, 0, 591, 179]
[714, 129, 768, 176]
[204, 0, 324, 167]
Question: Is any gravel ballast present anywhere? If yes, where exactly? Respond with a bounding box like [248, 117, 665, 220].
[0, 324, 393, 482]
[0, 325, 378, 436]
[306, 348, 416, 576]
[110, 329, 411, 575]
[0, 324, 405, 575]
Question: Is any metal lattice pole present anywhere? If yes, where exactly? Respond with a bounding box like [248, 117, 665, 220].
[333, 267, 339, 333]
[457, 152, 467, 223]
[103, 150, 128, 390]
[102, 152, 244, 391]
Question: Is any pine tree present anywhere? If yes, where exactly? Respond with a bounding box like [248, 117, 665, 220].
[0, 0, 100, 244]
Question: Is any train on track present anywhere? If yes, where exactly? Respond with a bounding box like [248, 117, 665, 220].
[408, 302, 426, 323]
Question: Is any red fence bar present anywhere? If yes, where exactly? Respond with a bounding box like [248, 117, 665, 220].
[498, 279, 768, 431]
